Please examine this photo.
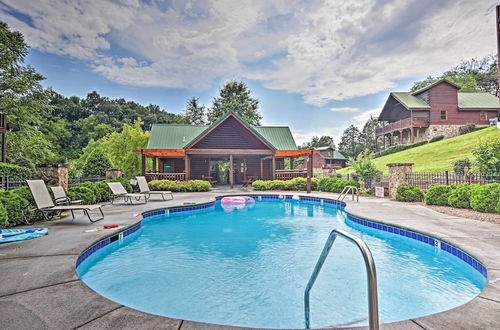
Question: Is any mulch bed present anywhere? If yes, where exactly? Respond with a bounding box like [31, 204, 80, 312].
[410, 202, 500, 225]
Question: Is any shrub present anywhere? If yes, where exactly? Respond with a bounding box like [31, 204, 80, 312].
[348, 149, 382, 176]
[496, 198, 500, 214]
[251, 178, 319, 191]
[424, 184, 453, 206]
[458, 124, 476, 135]
[472, 137, 500, 174]
[448, 184, 477, 209]
[82, 149, 112, 177]
[0, 162, 34, 180]
[0, 202, 8, 228]
[67, 186, 96, 204]
[0, 190, 30, 227]
[429, 135, 444, 143]
[318, 178, 360, 193]
[148, 179, 211, 192]
[395, 185, 424, 202]
[470, 183, 500, 213]
[374, 141, 428, 158]
[452, 158, 471, 175]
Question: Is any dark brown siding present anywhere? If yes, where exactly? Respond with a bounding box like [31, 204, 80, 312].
[158, 158, 184, 173]
[191, 116, 270, 149]
[190, 158, 209, 179]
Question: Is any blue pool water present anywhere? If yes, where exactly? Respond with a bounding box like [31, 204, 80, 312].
[77, 199, 486, 328]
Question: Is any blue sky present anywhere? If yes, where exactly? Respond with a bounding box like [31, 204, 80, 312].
[0, 0, 497, 144]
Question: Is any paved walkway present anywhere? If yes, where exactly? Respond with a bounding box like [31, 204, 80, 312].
[1, 188, 499, 329]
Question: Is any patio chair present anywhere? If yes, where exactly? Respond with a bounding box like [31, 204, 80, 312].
[107, 182, 148, 204]
[136, 176, 174, 201]
[50, 186, 82, 206]
[27, 180, 104, 223]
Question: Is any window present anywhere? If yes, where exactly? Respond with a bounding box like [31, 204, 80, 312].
[440, 111, 447, 120]
[480, 111, 487, 121]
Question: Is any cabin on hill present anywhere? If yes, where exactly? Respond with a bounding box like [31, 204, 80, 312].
[298, 146, 347, 173]
[376, 79, 500, 148]
[134, 111, 316, 188]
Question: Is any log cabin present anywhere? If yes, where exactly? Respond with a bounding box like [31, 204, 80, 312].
[135, 111, 317, 188]
[376, 79, 500, 148]
[298, 146, 347, 173]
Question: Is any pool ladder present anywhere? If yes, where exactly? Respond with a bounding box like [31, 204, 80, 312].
[337, 185, 359, 203]
[304, 229, 379, 329]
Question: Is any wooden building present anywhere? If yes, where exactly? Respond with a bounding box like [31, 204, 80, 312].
[135, 111, 316, 188]
[298, 146, 347, 171]
[376, 79, 500, 148]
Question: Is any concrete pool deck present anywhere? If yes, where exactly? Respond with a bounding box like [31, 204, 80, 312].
[0, 187, 499, 330]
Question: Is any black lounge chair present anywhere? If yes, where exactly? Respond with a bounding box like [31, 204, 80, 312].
[27, 180, 104, 223]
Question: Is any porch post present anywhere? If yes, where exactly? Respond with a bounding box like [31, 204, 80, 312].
[207, 158, 211, 177]
[243, 159, 247, 181]
[141, 153, 146, 175]
[271, 155, 276, 180]
[152, 157, 157, 172]
[306, 149, 313, 193]
[290, 157, 294, 170]
[184, 155, 190, 180]
[229, 154, 234, 188]
[260, 158, 264, 179]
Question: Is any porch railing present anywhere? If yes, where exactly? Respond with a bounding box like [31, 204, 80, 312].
[375, 118, 429, 136]
[145, 172, 186, 181]
[275, 170, 308, 180]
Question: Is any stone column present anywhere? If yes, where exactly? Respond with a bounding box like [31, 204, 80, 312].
[387, 163, 413, 199]
[106, 168, 122, 179]
[36, 163, 69, 190]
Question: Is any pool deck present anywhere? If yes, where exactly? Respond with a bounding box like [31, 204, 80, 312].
[1, 187, 499, 330]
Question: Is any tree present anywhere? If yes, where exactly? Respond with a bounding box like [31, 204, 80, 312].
[207, 80, 261, 125]
[301, 136, 335, 150]
[360, 116, 381, 152]
[82, 149, 112, 177]
[347, 149, 382, 176]
[338, 125, 362, 158]
[184, 97, 206, 125]
[472, 137, 500, 174]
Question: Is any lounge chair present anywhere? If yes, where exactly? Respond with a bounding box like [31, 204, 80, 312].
[27, 180, 104, 223]
[50, 186, 82, 205]
[107, 182, 148, 204]
[136, 176, 174, 201]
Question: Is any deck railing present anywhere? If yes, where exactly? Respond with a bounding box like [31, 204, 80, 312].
[145, 172, 186, 181]
[275, 170, 308, 180]
[375, 118, 429, 136]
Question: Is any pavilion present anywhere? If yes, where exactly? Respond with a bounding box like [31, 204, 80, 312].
[134, 111, 316, 188]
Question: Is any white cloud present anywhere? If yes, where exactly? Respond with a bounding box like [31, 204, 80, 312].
[0, 0, 497, 102]
[353, 108, 380, 123]
[329, 107, 360, 113]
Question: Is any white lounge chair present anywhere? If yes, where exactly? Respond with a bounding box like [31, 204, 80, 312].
[50, 186, 82, 205]
[107, 182, 148, 204]
[136, 176, 174, 201]
[27, 180, 104, 223]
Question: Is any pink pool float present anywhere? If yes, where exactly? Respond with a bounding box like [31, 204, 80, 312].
[221, 196, 255, 204]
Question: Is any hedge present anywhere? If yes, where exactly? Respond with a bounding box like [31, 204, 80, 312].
[429, 135, 444, 143]
[148, 179, 211, 192]
[252, 177, 319, 191]
[395, 185, 424, 202]
[0, 162, 34, 180]
[0, 189, 31, 227]
[447, 184, 476, 209]
[374, 141, 428, 158]
[425, 184, 453, 206]
[470, 183, 500, 213]
[318, 178, 360, 193]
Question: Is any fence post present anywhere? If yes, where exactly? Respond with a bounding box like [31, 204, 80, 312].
[445, 171, 449, 185]
[387, 163, 414, 199]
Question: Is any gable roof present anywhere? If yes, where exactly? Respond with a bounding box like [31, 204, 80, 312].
[411, 78, 461, 95]
[147, 111, 298, 150]
[391, 92, 431, 109]
[458, 93, 500, 109]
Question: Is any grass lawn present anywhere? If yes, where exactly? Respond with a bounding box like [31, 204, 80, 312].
[338, 127, 500, 174]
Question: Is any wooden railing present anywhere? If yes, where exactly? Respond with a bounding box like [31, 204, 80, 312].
[375, 118, 429, 136]
[275, 170, 308, 180]
[145, 172, 186, 181]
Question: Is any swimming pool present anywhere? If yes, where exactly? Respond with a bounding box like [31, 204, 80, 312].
[77, 196, 486, 329]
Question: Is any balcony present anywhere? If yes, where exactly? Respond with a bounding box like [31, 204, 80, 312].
[376, 117, 429, 136]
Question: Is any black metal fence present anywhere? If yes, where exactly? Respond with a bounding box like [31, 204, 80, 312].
[0, 175, 108, 191]
[407, 171, 500, 191]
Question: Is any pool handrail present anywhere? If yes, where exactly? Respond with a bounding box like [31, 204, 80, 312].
[304, 228, 379, 329]
[337, 185, 359, 202]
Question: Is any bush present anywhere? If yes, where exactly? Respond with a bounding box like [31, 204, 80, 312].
[458, 124, 476, 135]
[0, 190, 30, 227]
[0, 202, 8, 228]
[67, 186, 96, 204]
[424, 184, 453, 206]
[318, 178, 360, 193]
[448, 184, 477, 209]
[82, 149, 112, 177]
[453, 158, 471, 175]
[0, 162, 34, 180]
[251, 178, 319, 191]
[470, 183, 500, 213]
[148, 179, 211, 192]
[496, 198, 500, 214]
[429, 135, 444, 143]
[472, 137, 500, 174]
[395, 185, 424, 202]
[374, 141, 428, 158]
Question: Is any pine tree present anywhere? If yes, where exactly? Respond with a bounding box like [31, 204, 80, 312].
[184, 97, 206, 125]
[338, 125, 362, 158]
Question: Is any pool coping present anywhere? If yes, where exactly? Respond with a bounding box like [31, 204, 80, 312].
[1, 191, 499, 329]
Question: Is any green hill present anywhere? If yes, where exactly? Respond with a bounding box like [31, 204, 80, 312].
[338, 127, 500, 174]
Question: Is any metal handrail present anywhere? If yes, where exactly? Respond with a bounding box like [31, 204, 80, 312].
[337, 185, 359, 202]
[304, 229, 379, 329]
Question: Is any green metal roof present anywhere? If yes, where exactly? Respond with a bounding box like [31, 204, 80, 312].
[147, 112, 298, 150]
[391, 92, 430, 109]
[147, 124, 206, 149]
[334, 150, 346, 160]
[458, 93, 500, 109]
